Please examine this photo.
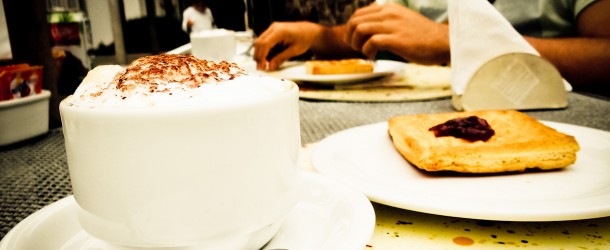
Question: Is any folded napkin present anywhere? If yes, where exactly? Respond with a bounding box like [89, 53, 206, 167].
[448, 0, 569, 111]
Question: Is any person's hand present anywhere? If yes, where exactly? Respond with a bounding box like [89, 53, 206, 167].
[253, 21, 324, 70]
[345, 3, 450, 64]
[187, 19, 194, 28]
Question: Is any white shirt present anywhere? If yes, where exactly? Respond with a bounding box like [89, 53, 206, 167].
[182, 6, 214, 33]
[389, 0, 599, 38]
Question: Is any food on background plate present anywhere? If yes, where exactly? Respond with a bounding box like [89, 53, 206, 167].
[388, 110, 580, 173]
[296, 62, 452, 102]
[305, 59, 374, 75]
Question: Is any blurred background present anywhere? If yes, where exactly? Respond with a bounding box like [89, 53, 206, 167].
[0, 0, 373, 128]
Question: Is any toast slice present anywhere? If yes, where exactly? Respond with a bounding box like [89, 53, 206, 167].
[305, 59, 374, 75]
[388, 110, 580, 173]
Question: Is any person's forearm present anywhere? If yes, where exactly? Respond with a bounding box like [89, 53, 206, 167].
[526, 37, 610, 87]
[310, 25, 363, 59]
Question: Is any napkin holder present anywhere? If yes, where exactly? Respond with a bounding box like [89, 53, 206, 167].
[452, 53, 567, 111]
[448, 0, 568, 111]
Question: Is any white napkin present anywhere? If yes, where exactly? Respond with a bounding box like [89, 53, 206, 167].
[448, 0, 569, 111]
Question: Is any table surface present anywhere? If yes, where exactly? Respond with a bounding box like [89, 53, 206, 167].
[1, 92, 609, 248]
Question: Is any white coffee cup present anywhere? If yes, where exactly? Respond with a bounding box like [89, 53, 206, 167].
[190, 29, 236, 62]
[59, 66, 301, 248]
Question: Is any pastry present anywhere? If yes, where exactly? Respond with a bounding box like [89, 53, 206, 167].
[388, 110, 580, 173]
[305, 59, 374, 75]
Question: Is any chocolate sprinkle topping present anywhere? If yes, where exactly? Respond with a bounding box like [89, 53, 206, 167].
[111, 54, 244, 93]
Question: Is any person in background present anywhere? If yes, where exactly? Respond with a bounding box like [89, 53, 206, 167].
[52, 49, 88, 97]
[182, 0, 215, 33]
[249, 0, 375, 60]
[253, 0, 610, 96]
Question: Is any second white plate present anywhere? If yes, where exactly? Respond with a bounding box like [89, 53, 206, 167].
[312, 121, 610, 221]
[279, 60, 404, 85]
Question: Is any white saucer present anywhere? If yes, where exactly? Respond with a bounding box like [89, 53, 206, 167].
[0, 172, 375, 250]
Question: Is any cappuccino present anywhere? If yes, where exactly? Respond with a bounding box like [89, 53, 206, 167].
[64, 54, 292, 108]
[60, 54, 301, 248]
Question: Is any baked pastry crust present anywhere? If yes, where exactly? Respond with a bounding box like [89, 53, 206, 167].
[305, 59, 374, 75]
[388, 110, 580, 173]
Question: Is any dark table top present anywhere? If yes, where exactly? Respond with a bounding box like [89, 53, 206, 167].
[1, 92, 609, 242]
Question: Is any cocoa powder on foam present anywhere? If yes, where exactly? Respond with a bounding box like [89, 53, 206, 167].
[65, 54, 291, 109]
[109, 54, 244, 96]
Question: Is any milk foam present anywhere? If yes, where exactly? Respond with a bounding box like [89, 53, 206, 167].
[63, 55, 292, 109]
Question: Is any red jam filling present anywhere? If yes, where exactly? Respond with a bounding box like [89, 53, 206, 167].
[429, 116, 495, 142]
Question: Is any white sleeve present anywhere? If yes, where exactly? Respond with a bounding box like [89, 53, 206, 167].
[182, 8, 191, 32]
[207, 9, 216, 29]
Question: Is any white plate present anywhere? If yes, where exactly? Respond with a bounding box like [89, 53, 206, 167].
[312, 121, 610, 221]
[279, 60, 404, 85]
[0, 172, 375, 250]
